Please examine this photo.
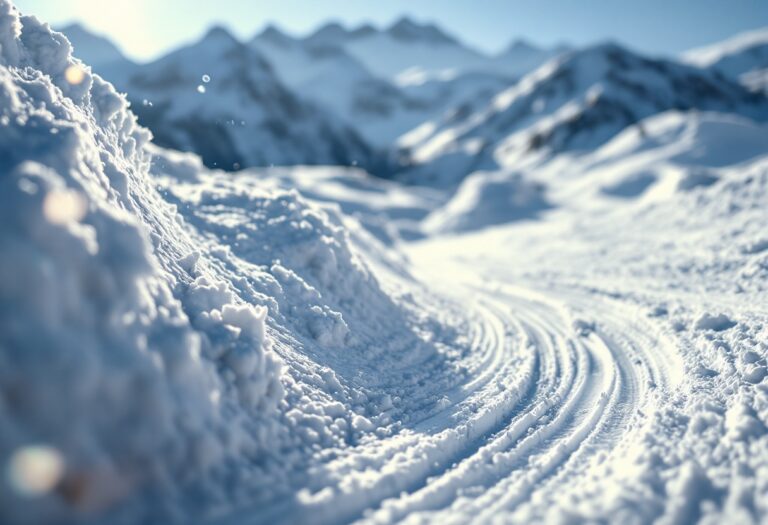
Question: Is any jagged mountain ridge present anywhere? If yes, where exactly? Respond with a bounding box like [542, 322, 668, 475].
[397, 42, 768, 185]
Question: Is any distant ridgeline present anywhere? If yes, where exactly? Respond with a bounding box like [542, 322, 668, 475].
[60, 21, 768, 182]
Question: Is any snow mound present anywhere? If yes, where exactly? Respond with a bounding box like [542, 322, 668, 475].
[694, 313, 737, 332]
[0, 4, 285, 522]
[561, 111, 768, 202]
[423, 171, 549, 233]
[594, 111, 768, 168]
[0, 4, 440, 522]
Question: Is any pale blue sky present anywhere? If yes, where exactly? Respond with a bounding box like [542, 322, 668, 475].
[13, 0, 768, 62]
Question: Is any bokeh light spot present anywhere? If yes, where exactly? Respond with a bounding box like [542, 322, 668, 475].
[64, 64, 86, 85]
[7, 446, 65, 497]
[43, 189, 88, 225]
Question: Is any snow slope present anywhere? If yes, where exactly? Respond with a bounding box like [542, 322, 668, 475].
[4, 2, 768, 524]
[0, 5, 451, 523]
[683, 27, 768, 94]
[399, 42, 768, 186]
[404, 153, 768, 522]
[568, 110, 768, 202]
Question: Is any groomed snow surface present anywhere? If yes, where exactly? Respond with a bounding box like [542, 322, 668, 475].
[2, 2, 768, 524]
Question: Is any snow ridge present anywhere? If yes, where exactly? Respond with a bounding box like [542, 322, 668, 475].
[0, 3, 442, 522]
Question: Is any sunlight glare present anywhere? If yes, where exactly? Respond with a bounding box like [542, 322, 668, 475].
[71, 0, 151, 58]
[7, 445, 65, 497]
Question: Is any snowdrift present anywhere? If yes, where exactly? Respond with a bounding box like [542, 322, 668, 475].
[422, 171, 549, 233]
[0, 3, 442, 523]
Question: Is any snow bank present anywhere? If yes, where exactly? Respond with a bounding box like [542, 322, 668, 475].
[0, 3, 439, 522]
[0, 3, 288, 522]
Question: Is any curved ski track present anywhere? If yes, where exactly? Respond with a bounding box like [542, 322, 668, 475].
[261, 261, 686, 525]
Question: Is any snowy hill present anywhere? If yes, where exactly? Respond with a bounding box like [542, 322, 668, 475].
[422, 170, 549, 233]
[683, 27, 768, 93]
[415, 111, 768, 235]
[398, 42, 768, 186]
[548, 110, 768, 204]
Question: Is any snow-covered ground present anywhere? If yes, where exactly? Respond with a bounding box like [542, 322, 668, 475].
[2, 1, 768, 524]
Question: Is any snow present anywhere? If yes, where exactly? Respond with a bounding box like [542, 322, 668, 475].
[3, 1, 768, 524]
[0, 5, 444, 522]
[423, 170, 549, 233]
[404, 152, 768, 523]
[682, 27, 768, 94]
[399, 43, 768, 186]
[59, 24, 377, 172]
[682, 26, 768, 71]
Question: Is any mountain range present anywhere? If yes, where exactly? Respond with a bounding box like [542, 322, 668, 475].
[60, 19, 768, 184]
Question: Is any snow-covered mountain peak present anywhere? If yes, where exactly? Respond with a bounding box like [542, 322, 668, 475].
[109, 23, 378, 171]
[305, 21, 355, 47]
[199, 24, 240, 47]
[256, 23, 297, 47]
[387, 16, 459, 46]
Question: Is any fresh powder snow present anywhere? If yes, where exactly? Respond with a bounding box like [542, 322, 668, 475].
[2, 1, 768, 524]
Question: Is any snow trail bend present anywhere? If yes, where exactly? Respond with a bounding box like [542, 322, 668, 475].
[256, 245, 686, 524]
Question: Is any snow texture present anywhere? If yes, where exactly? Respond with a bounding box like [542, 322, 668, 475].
[0, 5, 442, 523]
[2, 3, 768, 525]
